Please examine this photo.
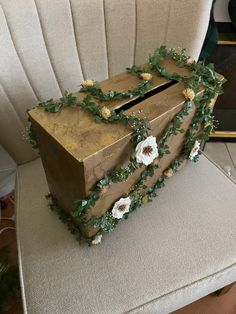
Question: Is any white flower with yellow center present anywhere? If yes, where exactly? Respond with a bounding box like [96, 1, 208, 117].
[111, 197, 131, 219]
[91, 234, 103, 245]
[189, 140, 201, 160]
[135, 136, 159, 166]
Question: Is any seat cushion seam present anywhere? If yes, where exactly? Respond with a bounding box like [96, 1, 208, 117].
[124, 261, 236, 313]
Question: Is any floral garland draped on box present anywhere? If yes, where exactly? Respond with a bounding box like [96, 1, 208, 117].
[27, 46, 225, 245]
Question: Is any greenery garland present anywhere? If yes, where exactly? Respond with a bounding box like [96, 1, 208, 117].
[80, 79, 152, 101]
[28, 46, 225, 245]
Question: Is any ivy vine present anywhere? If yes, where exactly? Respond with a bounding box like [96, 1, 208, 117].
[28, 45, 225, 245]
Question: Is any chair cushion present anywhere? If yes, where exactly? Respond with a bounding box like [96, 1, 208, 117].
[16, 155, 236, 314]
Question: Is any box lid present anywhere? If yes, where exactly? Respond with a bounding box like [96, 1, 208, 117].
[28, 60, 191, 162]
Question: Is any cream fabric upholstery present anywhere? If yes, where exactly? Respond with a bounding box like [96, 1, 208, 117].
[4, 2, 234, 313]
[16, 155, 236, 314]
[0, 0, 213, 164]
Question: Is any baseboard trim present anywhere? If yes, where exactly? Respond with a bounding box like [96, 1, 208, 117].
[210, 131, 236, 138]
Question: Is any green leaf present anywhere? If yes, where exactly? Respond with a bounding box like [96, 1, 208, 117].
[95, 116, 102, 123]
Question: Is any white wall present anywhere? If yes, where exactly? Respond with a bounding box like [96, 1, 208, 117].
[214, 0, 231, 22]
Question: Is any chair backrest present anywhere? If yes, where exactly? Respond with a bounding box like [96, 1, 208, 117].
[0, 0, 212, 165]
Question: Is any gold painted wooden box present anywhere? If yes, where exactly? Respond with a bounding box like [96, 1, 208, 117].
[28, 59, 219, 240]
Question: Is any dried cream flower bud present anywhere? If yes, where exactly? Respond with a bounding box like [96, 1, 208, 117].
[163, 168, 174, 178]
[140, 73, 152, 81]
[208, 98, 215, 110]
[186, 58, 194, 66]
[91, 234, 103, 245]
[100, 106, 111, 120]
[182, 88, 195, 101]
[142, 195, 149, 204]
[83, 79, 95, 87]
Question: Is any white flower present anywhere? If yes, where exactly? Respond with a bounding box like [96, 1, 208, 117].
[135, 136, 159, 166]
[111, 197, 131, 219]
[91, 234, 103, 245]
[189, 141, 201, 160]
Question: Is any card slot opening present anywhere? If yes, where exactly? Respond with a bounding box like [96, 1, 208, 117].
[115, 80, 177, 114]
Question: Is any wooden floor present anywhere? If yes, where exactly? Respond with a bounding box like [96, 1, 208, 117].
[204, 142, 236, 182]
[173, 284, 236, 314]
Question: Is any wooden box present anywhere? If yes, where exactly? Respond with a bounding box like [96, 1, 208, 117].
[28, 55, 222, 243]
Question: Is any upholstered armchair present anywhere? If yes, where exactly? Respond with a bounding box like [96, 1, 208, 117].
[1, 0, 236, 313]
